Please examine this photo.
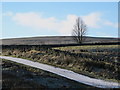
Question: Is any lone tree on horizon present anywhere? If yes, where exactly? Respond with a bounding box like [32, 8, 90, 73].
[72, 17, 87, 44]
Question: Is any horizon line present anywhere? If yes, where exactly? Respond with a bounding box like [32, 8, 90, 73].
[1, 35, 119, 39]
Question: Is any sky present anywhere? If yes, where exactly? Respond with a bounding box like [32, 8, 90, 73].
[2, 2, 118, 39]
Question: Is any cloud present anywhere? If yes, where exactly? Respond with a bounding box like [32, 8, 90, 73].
[12, 12, 59, 30]
[4, 11, 118, 36]
[59, 15, 77, 35]
[82, 12, 101, 28]
[3, 11, 13, 16]
[11, 12, 102, 35]
[11, 12, 78, 35]
[104, 21, 118, 28]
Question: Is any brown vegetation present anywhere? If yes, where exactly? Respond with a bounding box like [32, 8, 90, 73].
[2, 45, 120, 82]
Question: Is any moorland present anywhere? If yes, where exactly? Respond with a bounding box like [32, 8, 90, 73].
[1, 36, 120, 89]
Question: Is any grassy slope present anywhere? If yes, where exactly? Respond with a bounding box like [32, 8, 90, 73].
[2, 45, 120, 83]
[53, 45, 120, 81]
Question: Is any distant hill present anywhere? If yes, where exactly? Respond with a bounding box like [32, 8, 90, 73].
[1, 36, 119, 45]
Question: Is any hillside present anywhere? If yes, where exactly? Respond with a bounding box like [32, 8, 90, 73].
[1, 36, 119, 45]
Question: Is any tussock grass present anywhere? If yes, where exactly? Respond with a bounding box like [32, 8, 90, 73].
[2, 45, 120, 82]
[53, 45, 119, 51]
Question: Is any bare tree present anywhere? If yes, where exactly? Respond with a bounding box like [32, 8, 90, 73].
[72, 17, 87, 44]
